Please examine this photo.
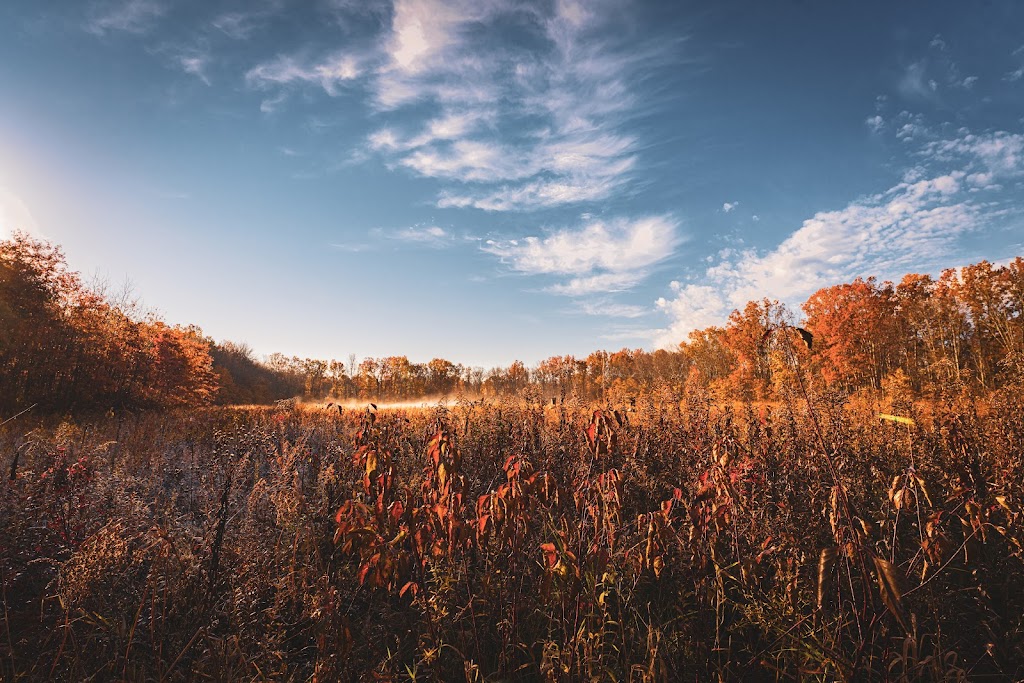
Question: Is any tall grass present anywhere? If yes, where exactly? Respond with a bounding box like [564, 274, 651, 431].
[1, 388, 1022, 680]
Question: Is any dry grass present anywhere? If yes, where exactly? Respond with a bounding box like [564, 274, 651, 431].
[2, 388, 1023, 681]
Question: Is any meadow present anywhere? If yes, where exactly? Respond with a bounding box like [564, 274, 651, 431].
[4, 234, 1024, 680]
[3, 386, 1022, 681]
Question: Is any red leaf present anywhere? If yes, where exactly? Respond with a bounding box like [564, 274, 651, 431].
[541, 542, 558, 568]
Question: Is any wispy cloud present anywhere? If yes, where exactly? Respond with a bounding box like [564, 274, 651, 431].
[899, 61, 937, 100]
[438, 174, 626, 212]
[368, 111, 488, 153]
[483, 215, 680, 295]
[896, 37, 980, 99]
[240, 0, 660, 209]
[578, 299, 649, 318]
[380, 225, 455, 248]
[331, 224, 458, 253]
[350, 0, 661, 210]
[652, 127, 1024, 346]
[399, 140, 533, 183]
[177, 53, 211, 85]
[331, 242, 374, 253]
[246, 53, 362, 97]
[211, 3, 283, 41]
[1005, 44, 1024, 81]
[212, 12, 257, 40]
[894, 110, 929, 142]
[86, 0, 164, 36]
[920, 130, 1024, 180]
[373, 0, 500, 108]
[722, 201, 738, 213]
[208, 0, 289, 41]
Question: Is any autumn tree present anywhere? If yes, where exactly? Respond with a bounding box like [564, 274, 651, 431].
[802, 277, 900, 391]
[0, 232, 219, 412]
[954, 259, 1024, 387]
[720, 299, 792, 400]
[426, 357, 460, 395]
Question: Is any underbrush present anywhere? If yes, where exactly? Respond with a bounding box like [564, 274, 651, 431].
[2, 391, 1022, 681]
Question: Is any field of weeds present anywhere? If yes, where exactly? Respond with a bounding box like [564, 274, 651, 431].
[2, 389, 1023, 681]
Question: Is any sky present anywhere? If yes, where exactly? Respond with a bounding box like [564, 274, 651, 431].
[1, 0, 1023, 369]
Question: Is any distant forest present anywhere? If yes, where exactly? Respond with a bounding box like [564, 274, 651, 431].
[2, 231, 1022, 414]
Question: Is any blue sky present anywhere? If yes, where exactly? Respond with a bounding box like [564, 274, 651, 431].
[1, 0, 1022, 368]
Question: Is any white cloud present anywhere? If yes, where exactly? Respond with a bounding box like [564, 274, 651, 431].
[367, 128, 402, 151]
[370, 225, 455, 248]
[209, 1, 287, 39]
[246, 52, 361, 96]
[331, 242, 374, 253]
[370, 0, 508, 109]
[353, 0, 653, 210]
[368, 111, 490, 153]
[653, 127, 1024, 347]
[549, 271, 644, 295]
[408, 132, 636, 209]
[722, 201, 737, 213]
[965, 172, 995, 189]
[899, 61, 936, 100]
[401, 140, 531, 182]
[578, 299, 649, 318]
[896, 37, 980, 95]
[483, 215, 680, 295]
[241, 0, 651, 209]
[259, 92, 287, 114]
[866, 115, 885, 133]
[178, 54, 210, 85]
[86, 0, 164, 35]
[431, 131, 637, 209]
[895, 111, 929, 142]
[386, 0, 474, 76]
[921, 130, 1024, 176]
[1007, 46, 1024, 81]
[424, 111, 480, 140]
[393, 225, 449, 242]
[599, 327, 665, 343]
[212, 12, 256, 39]
[334, 225, 453, 251]
[439, 175, 623, 211]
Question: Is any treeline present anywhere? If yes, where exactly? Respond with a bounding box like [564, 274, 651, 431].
[271, 260, 1024, 404]
[1, 233, 216, 414]
[674, 262, 1024, 403]
[3, 232, 1022, 414]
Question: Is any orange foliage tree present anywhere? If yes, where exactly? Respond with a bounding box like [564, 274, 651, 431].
[1, 232, 217, 412]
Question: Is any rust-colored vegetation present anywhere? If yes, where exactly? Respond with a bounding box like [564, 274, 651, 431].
[2, 233, 1024, 680]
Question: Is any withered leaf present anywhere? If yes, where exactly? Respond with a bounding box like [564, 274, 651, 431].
[873, 556, 910, 632]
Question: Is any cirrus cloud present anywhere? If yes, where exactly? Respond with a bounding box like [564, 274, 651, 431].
[483, 214, 680, 295]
